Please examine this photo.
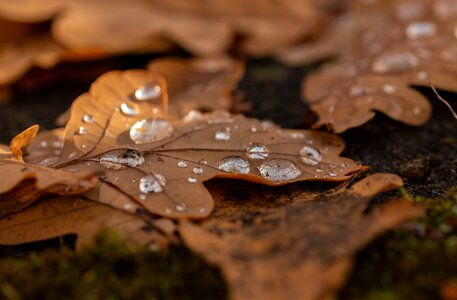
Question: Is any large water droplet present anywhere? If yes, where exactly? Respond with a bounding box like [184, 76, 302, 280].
[214, 129, 230, 141]
[246, 143, 269, 160]
[139, 173, 166, 194]
[406, 22, 438, 39]
[99, 149, 145, 170]
[120, 102, 140, 116]
[372, 51, 419, 74]
[130, 118, 173, 144]
[134, 83, 161, 101]
[82, 115, 94, 123]
[217, 156, 250, 174]
[258, 159, 302, 182]
[299, 146, 322, 166]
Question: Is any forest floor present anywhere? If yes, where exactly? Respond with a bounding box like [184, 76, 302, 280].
[0, 57, 456, 300]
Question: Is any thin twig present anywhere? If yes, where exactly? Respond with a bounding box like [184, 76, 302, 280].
[430, 84, 457, 119]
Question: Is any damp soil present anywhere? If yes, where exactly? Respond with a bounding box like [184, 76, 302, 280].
[0, 57, 456, 299]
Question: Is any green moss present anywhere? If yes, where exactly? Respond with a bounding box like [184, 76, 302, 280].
[340, 188, 457, 299]
[0, 229, 227, 300]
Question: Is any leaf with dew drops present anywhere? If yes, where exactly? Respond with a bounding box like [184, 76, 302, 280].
[283, 0, 457, 132]
[25, 68, 363, 219]
[180, 173, 424, 300]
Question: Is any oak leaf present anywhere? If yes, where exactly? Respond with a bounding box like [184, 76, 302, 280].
[0, 0, 336, 57]
[180, 173, 424, 300]
[0, 195, 175, 250]
[285, 0, 457, 132]
[19, 67, 362, 219]
[0, 18, 64, 86]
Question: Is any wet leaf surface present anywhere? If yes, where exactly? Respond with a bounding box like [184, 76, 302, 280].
[295, 0, 457, 132]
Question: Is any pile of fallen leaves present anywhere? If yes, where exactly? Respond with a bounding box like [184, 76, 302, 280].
[1, 0, 456, 299]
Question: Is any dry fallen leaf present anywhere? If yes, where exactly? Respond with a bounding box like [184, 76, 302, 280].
[0, 18, 64, 86]
[0, 0, 336, 57]
[10, 124, 39, 162]
[56, 57, 244, 126]
[180, 173, 424, 300]
[0, 195, 175, 250]
[288, 0, 457, 132]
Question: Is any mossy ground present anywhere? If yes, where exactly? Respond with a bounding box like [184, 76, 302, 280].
[0, 57, 456, 299]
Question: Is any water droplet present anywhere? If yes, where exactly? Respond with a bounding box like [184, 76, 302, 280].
[349, 86, 370, 96]
[246, 143, 269, 160]
[372, 52, 419, 74]
[124, 204, 133, 210]
[199, 159, 208, 165]
[413, 107, 421, 115]
[199, 208, 205, 213]
[383, 84, 396, 94]
[258, 159, 302, 182]
[40, 141, 48, 147]
[100, 149, 145, 169]
[176, 203, 186, 212]
[217, 156, 250, 174]
[68, 151, 78, 159]
[193, 166, 204, 174]
[417, 71, 428, 80]
[214, 129, 230, 141]
[299, 146, 322, 166]
[82, 114, 94, 123]
[139, 173, 166, 194]
[165, 208, 172, 214]
[139, 194, 146, 200]
[329, 163, 336, 168]
[77, 126, 88, 135]
[81, 144, 88, 149]
[406, 22, 438, 39]
[130, 118, 173, 144]
[329, 172, 337, 177]
[188, 177, 198, 183]
[120, 102, 140, 116]
[178, 161, 188, 168]
[251, 126, 258, 133]
[134, 83, 161, 101]
[182, 110, 203, 122]
[53, 141, 61, 148]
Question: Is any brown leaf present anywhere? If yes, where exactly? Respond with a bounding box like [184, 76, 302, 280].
[0, 18, 64, 86]
[0, 195, 174, 250]
[10, 124, 39, 162]
[0, 0, 335, 57]
[179, 173, 424, 300]
[294, 0, 457, 132]
[23, 66, 362, 219]
[0, 160, 99, 218]
[147, 57, 244, 116]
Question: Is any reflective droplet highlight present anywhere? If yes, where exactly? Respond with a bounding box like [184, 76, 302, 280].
[139, 173, 166, 194]
[178, 161, 188, 168]
[120, 102, 140, 116]
[406, 22, 438, 39]
[258, 159, 302, 182]
[217, 156, 250, 174]
[82, 115, 94, 123]
[214, 129, 230, 141]
[372, 52, 419, 74]
[134, 83, 161, 101]
[99, 149, 145, 170]
[130, 118, 173, 144]
[299, 146, 322, 166]
[246, 143, 269, 160]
